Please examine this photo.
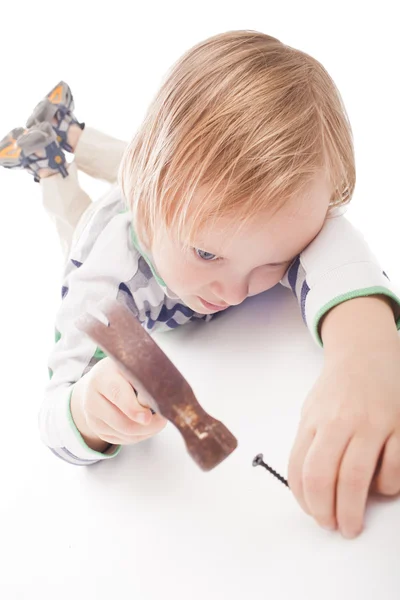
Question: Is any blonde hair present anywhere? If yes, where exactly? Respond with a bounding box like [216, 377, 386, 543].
[119, 30, 355, 247]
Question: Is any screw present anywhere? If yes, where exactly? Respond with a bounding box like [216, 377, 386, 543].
[252, 453, 289, 488]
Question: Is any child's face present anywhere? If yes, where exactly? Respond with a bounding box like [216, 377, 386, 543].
[151, 172, 332, 314]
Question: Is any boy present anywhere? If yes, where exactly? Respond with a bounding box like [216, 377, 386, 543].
[1, 31, 400, 539]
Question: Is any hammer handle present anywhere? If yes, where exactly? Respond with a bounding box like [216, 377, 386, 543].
[76, 300, 238, 471]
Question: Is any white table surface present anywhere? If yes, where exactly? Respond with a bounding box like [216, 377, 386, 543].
[2, 285, 399, 600]
[1, 3, 400, 596]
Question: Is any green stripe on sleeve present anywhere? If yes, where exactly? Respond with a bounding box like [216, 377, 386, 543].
[314, 286, 400, 347]
[93, 347, 107, 360]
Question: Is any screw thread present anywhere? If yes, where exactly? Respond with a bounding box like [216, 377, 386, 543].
[261, 461, 289, 487]
[253, 453, 289, 488]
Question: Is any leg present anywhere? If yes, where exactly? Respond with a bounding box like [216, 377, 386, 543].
[74, 126, 127, 184]
[1, 80, 126, 258]
[26, 81, 127, 184]
[40, 160, 92, 259]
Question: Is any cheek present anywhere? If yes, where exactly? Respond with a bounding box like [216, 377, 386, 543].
[155, 252, 207, 294]
[248, 267, 287, 296]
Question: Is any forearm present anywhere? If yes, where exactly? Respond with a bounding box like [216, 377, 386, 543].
[320, 295, 399, 356]
[281, 215, 400, 347]
[70, 378, 110, 453]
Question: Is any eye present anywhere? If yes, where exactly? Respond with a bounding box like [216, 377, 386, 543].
[194, 248, 219, 261]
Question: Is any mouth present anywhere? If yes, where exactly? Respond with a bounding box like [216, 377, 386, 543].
[198, 297, 229, 312]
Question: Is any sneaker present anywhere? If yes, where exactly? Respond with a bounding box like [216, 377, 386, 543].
[0, 127, 26, 168]
[0, 122, 68, 182]
[26, 81, 85, 153]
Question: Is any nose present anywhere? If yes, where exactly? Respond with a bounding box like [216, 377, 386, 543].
[211, 278, 249, 307]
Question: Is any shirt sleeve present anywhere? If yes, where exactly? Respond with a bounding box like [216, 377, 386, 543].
[39, 210, 139, 465]
[280, 212, 400, 346]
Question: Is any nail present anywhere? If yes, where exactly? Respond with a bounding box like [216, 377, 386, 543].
[136, 412, 150, 425]
[252, 453, 289, 488]
[321, 524, 336, 531]
[342, 528, 357, 539]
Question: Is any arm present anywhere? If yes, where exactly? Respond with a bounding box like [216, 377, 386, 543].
[320, 294, 398, 351]
[280, 213, 400, 344]
[39, 208, 142, 465]
[282, 213, 400, 537]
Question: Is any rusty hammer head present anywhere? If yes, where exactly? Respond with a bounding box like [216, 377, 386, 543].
[76, 300, 238, 471]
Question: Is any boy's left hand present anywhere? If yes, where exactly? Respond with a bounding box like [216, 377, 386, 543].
[288, 333, 400, 539]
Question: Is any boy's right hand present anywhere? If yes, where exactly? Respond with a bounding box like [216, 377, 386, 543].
[70, 356, 168, 452]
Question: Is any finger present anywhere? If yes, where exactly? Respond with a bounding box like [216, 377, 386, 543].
[373, 432, 400, 496]
[337, 431, 384, 538]
[87, 391, 164, 437]
[94, 412, 167, 444]
[288, 426, 316, 515]
[95, 427, 144, 446]
[97, 371, 152, 422]
[302, 423, 351, 530]
[95, 425, 158, 446]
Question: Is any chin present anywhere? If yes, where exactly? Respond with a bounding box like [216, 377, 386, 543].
[184, 298, 204, 313]
[180, 295, 208, 314]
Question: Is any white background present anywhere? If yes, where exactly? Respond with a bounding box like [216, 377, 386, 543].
[1, 1, 399, 598]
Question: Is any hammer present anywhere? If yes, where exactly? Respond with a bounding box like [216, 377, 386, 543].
[76, 299, 238, 471]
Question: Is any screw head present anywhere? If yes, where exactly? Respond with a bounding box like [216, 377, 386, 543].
[252, 453, 264, 467]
